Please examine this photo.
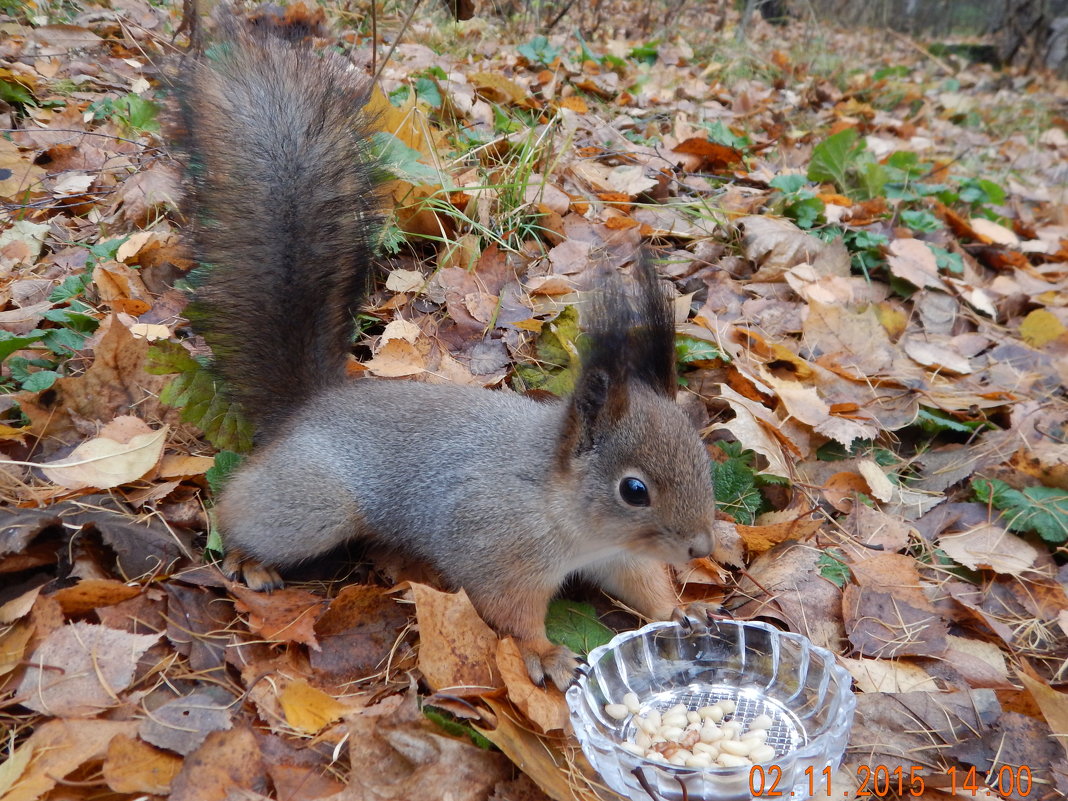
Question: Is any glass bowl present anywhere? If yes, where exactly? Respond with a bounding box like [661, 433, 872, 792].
[566, 618, 856, 801]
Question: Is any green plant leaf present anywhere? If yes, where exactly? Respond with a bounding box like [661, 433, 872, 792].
[807, 128, 863, 192]
[675, 335, 727, 365]
[372, 132, 443, 185]
[49, 273, 92, 304]
[148, 342, 254, 453]
[769, 174, 808, 193]
[972, 478, 1068, 544]
[514, 306, 581, 395]
[19, 370, 60, 392]
[423, 706, 496, 750]
[518, 35, 559, 66]
[206, 450, 244, 495]
[0, 331, 46, 363]
[545, 600, 614, 656]
[817, 549, 850, 587]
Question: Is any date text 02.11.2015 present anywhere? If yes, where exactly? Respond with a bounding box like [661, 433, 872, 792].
[748, 762, 1036, 797]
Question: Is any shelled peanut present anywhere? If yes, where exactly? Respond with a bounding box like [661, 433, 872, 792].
[604, 695, 777, 769]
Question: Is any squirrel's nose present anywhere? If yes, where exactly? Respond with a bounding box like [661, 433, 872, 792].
[688, 532, 713, 560]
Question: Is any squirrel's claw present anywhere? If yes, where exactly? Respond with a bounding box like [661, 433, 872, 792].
[221, 549, 285, 592]
[671, 601, 725, 632]
[522, 641, 580, 691]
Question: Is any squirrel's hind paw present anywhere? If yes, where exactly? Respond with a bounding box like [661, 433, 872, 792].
[522, 640, 580, 691]
[220, 549, 285, 592]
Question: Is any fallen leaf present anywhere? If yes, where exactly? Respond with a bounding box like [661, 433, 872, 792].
[16, 621, 159, 716]
[496, 638, 568, 733]
[938, 524, 1038, 576]
[42, 419, 167, 489]
[279, 677, 350, 734]
[886, 237, 948, 291]
[103, 734, 183, 795]
[410, 583, 501, 694]
[231, 584, 325, 649]
[0, 719, 138, 801]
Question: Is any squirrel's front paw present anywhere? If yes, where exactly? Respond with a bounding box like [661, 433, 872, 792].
[520, 640, 580, 691]
[671, 601, 727, 631]
[220, 549, 284, 592]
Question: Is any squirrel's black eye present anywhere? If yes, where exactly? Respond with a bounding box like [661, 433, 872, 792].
[619, 477, 650, 507]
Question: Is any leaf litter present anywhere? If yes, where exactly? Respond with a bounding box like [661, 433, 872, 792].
[1, 1, 1067, 799]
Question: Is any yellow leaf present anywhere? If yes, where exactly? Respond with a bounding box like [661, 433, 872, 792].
[1020, 308, 1066, 347]
[279, 678, 348, 734]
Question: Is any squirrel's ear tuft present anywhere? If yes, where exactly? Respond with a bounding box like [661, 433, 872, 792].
[581, 255, 677, 398]
[557, 368, 629, 462]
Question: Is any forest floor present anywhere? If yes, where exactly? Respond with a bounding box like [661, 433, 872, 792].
[1, 1, 1067, 800]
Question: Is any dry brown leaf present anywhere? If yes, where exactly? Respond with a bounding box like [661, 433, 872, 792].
[168, 725, 267, 801]
[103, 734, 183, 795]
[902, 337, 973, 375]
[158, 453, 215, 479]
[410, 583, 501, 694]
[886, 237, 949, 291]
[338, 690, 511, 801]
[938, 524, 1038, 576]
[839, 656, 939, 693]
[231, 584, 325, 649]
[969, 217, 1019, 245]
[478, 696, 592, 801]
[0, 719, 139, 801]
[739, 215, 847, 281]
[16, 621, 159, 716]
[16, 315, 171, 443]
[42, 418, 167, 489]
[843, 583, 948, 659]
[496, 638, 568, 733]
[50, 578, 141, 615]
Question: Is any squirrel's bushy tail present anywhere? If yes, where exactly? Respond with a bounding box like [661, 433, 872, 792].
[177, 19, 382, 434]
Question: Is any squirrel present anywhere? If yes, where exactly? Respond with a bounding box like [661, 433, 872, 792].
[176, 18, 717, 690]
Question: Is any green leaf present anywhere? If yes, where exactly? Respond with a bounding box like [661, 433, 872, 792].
[914, 407, 986, 434]
[206, 450, 244, 496]
[514, 306, 581, 395]
[545, 600, 614, 656]
[19, 370, 60, 392]
[769, 174, 808, 193]
[0, 78, 35, 106]
[49, 273, 92, 304]
[703, 120, 750, 149]
[873, 65, 909, 80]
[0, 331, 46, 362]
[972, 478, 1068, 544]
[88, 237, 128, 262]
[148, 342, 254, 452]
[372, 132, 443, 186]
[518, 35, 559, 66]
[784, 194, 824, 229]
[807, 128, 863, 192]
[146, 340, 200, 374]
[675, 336, 727, 365]
[42, 327, 87, 355]
[817, 549, 850, 587]
[929, 245, 963, 275]
[413, 76, 442, 109]
[629, 41, 659, 65]
[958, 177, 1006, 207]
[858, 161, 888, 199]
[423, 706, 495, 750]
[900, 208, 942, 232]
[712, 457, 762, 525]
[41, 308, 99, 333]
